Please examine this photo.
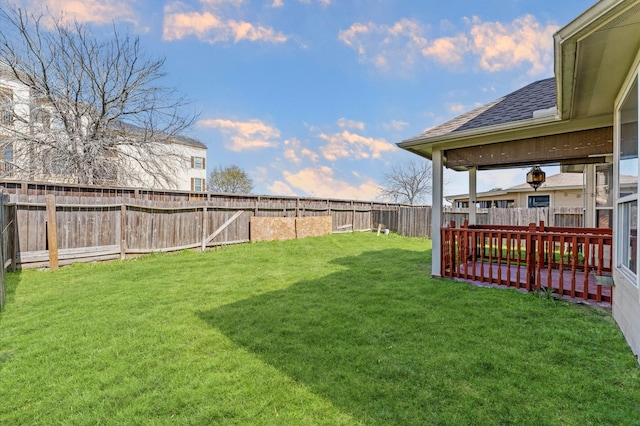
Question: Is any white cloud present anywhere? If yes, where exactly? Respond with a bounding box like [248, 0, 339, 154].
[163, 1, 288, 44]
[279, 166, 381, 200]
[446, 103, 467, 114]
[296, 0, 331, 6]
[282, 138, 320, 164]
[421, 34, 469, 64]
[271, 0, 284, 7]
[339, 14, 558, 76]
[318, 130, 395, 161]
[383, 120, 409, 131]
[467, 15, 558, 75]
[338, 19, 428, 72]
[18, 0, 138, 26]
[337, 118, 365, 130]
[477, 168, 527, 191]
[198, 118, 280, 151]
[301, 148, 319, 162]
[268, 180, 298, 196]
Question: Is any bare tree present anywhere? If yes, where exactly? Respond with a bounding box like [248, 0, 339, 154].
[380, 160, 432, 204]
[208, 165, 254, 194]
[0, 3, 196, 186]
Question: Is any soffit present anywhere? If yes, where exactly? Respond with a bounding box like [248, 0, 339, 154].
[570, 3, 640, 119]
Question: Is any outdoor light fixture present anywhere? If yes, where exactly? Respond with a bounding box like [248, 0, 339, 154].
[526, 166, 546, 191]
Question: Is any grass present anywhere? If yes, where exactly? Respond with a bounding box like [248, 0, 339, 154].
[0, 232, 639, 425]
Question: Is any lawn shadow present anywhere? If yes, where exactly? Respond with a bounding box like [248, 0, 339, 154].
[198, 247, 640, 424]
[0, 269, 22, 322]
[199, 248, 435, 423]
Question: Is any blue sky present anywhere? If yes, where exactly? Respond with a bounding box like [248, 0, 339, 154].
[10, 0, 594, 202]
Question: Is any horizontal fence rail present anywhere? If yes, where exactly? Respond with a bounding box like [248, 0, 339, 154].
[0, 183, 421, 269]
[0, 180, 601, 278]
[442, 221, 613, 305]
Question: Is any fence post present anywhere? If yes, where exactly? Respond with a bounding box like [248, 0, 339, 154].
[11, 200, 17, 271]
[0, 191, 5, 311]
[46, 195, 59, 270]
[201, 206, 208, 252]
[119, 204, 127, 260]
[525, 222, 536, 290]
[351, 200, 355, 231]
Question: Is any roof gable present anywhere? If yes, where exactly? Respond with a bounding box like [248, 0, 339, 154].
[408, 78, 556, 141]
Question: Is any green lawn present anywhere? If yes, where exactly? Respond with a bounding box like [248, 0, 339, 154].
[0, 233, 639, 425]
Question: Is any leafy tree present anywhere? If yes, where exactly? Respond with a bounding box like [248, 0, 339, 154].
[208, 165, 254, 194]
[0, 3, 195, 186]
[380, 160, 432, 205]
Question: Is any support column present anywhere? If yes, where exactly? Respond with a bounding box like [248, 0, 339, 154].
[432, 149, 443, 277]
[469, 167, 477, 225]
[584, 164, 596, 228]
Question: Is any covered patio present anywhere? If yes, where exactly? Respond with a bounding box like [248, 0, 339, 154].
[399, 0, 640, 330]
[398, 73, 615, 303]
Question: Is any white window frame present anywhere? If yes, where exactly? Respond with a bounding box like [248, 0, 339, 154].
[192, 156, 205, 170]
[192, 177, 204, 192]
[614, 69, 639, 286]
[527, 194, 550, 208]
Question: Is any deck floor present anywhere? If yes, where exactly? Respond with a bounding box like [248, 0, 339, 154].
[454, 262, 612, 308]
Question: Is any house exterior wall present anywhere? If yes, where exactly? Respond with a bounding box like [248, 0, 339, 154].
[613, 52, 640, 362]
[0, 71, 207, 192]
[116, 142, 207, 191]
[612, 270, 640, 358]
[176, 144, 207, 192]
[451, 188, 583, 209]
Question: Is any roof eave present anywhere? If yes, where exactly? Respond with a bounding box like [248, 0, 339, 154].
[554, 0, 633, 120]
[398, 115, 561, 150]
[398, 111, 613, 161]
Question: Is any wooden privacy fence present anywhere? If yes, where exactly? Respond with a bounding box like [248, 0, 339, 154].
[442, 221, 613, 305]
[442, 207, 584, 228]
[0, 192, 11, 311]
[5, 193, 403, 269]
[387, 207, 586, 239]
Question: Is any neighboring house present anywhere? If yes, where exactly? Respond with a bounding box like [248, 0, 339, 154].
[398, 0, 640, 362]
[0, 63, 207, 192]
[119, 134, 208, 192]
[446, 172, 586, 209]
[445, 171, 636, 229]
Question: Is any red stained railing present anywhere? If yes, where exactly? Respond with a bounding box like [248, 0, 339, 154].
[441, 221, 613, 304]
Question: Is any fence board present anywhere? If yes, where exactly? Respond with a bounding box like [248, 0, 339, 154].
[0, 180, 600, 271]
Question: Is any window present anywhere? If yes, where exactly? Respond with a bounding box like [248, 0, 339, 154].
[478, 199, 514, 208]
[32, 108, 51, 131]
[191, 177, 205, 192]
[620, 200, 638, 273]
[1, 144, 13, 176]
[191, 156, 205, 169]
[4, 145, 13, 162]
[528, 195, 550, 208]
[616, 75, 639, 281]
[0, 88, 13, 125]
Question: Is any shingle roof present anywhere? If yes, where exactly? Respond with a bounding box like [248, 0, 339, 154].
[411, 78, 557, 140]
[508, 171, 582, 191]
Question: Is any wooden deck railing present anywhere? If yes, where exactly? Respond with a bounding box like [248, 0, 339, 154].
[442, 221, 613, 304]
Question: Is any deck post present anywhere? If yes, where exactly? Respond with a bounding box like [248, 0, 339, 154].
[525, 222, 536, 290]
[584, 164, 596, 228]
[431, 149, 443, 277]
[469, 167, 477, 225]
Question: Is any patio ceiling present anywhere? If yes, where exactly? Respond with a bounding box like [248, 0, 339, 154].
[399, 0, 640, 172]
